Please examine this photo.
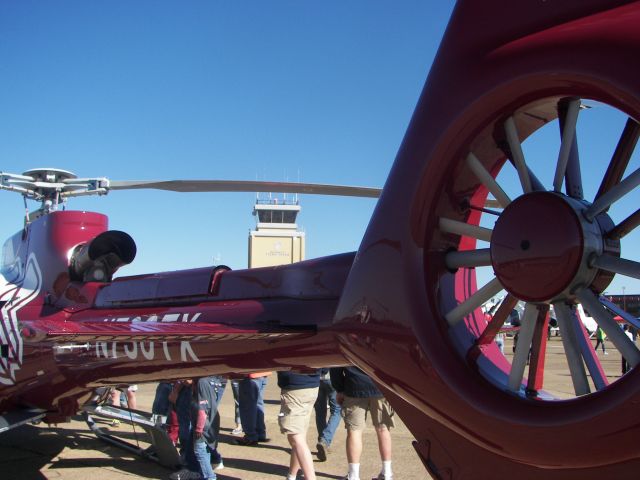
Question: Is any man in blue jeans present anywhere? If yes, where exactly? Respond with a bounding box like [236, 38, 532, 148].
[169, 380, 194, 461]
[314, 368, 342, 461]
[208, 376, 227, 470]
[169, 377, 220, 480]
[235, 372, 271, 446]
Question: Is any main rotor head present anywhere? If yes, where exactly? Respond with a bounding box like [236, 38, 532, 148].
[0, 168, 109, 214]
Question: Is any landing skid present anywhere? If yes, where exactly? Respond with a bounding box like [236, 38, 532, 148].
[82, 404, 181, 469]
[0, 408, 46, 433]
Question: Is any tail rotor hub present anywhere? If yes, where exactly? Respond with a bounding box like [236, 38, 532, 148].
[491, 192, 607, 303]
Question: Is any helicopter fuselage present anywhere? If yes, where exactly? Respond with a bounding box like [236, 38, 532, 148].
[0, 210, 351, 423]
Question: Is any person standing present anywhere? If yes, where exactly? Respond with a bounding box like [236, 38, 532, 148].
[152, 382, 173, 426]
[169, 377, 220, 480]
[314, 368, 342, 461]
[278, 370, 321, 480]
[208, 376, 227, 470]
[168, 379, 194, 459]
[331, 367, 395, 480]
[235, 371, 271, 445]
[230, 378, 243, 435]
[595, 326, 607, 354]
[622, 325, 634, 374]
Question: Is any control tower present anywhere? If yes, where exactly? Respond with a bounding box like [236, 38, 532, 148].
[248, 196, 305, 268]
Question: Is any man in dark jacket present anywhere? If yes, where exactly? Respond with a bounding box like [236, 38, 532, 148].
[170, 376, 219, 480]
[330, 367, 395, 480]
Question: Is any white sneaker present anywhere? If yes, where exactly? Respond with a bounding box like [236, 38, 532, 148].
[169, 469, 202, 480]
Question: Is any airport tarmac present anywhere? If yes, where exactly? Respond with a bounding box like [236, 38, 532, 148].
[0, 335, 630, 479]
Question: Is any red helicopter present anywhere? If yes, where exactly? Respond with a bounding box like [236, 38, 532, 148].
[3, 1, 640, 478]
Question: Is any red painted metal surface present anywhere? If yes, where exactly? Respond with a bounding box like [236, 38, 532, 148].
[333, 1, 640, 478]
[1, 210, 352, 417]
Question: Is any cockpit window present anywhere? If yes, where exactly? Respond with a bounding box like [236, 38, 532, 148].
[1, 232, 24, 281]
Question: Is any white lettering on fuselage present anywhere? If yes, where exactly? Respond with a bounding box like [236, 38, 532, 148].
[95, 340, 200, 362]
[103, 313, 202, 323]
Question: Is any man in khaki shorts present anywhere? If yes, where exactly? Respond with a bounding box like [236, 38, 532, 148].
[330, 367, 395, 480]
[277, 370, 321, 480]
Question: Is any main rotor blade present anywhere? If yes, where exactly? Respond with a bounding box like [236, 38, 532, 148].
[108, 180, 382, 198]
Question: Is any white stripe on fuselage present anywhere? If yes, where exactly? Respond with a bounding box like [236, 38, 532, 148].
[0, 253, 42, 385]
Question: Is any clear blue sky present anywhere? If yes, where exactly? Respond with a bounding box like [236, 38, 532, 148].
[1, 2, 637, 296]
[0, 1, 455, 275]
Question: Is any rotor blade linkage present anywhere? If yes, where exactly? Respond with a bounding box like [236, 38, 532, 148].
[576, 288, 640, 368]
[0, 172, 39, 197]
[439, 218, 493, 242]
[466, 153, 511, 208]
[60, 178, 110, 198]
[504, 116, 533, 194]
[554, 98, 581, 193]
[108, 180, 382, 198]
[445, 277, 503, 327]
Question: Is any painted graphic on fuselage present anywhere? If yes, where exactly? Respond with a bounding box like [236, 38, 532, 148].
[102, 313, 202, 323]
[97, 314, 204, 362]
[0, 253, 42, 385]
[94, 340, 200, 362]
